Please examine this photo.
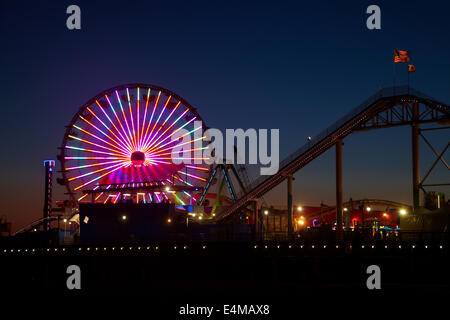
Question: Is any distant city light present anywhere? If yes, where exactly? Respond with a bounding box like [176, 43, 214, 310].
[343, 208, 348, 211]
[366, 207, 371, 212]
[63, 218, 67, 223]
[297, 206, 303, 212]
[167, 218, 172, 223]
[264, 210, 269, 215]
[399, 209, 407, 215]
[122, 215, 127, 221]
[298, 220, 305, 225]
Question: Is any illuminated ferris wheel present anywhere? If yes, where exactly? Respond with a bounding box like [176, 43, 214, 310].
[59, 84, 211, 204]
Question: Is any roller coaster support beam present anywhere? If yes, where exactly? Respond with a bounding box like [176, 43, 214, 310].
[335, 139, 343, 238]
[412, 102, 421, 210]
[287, 175, 293, 236]
[251, 199, 259, 241]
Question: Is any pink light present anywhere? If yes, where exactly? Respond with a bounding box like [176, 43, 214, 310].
[139, 88, 152, 151]
[74, 162, 128, 190]
[141, 91, 161, 151]
[126, 88, 137, 148]
[115, 90, 135, 150]
[73, 124, 123, 151]
[141, 95, 171, 150]
[146, 117, 197, 154]
[87, 106, 132, 153]
[68, 162, 126, 181]
[65, 159, 123, 171]
[68, 135, 126, 155]
[143, 106, 187, 152]
[103, 95, 134, 150]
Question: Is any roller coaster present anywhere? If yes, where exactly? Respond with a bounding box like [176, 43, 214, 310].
[11, 85, 450, 237]
[214, 86, 449, 232]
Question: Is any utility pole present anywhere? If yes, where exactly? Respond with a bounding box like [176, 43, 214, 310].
[43, 160, 55, 232]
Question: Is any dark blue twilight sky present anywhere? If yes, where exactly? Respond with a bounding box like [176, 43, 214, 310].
[1, 0, 449, 229]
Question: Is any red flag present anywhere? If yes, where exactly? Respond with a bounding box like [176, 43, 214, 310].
[394, 50, 410, 63]
[408, 64, 416, 73]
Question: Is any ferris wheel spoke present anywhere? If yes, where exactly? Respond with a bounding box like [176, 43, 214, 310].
[126, 88, 138, 148]
[146, 116, 197, 154]
[73, 162, 129, 191]
[139, 88, 152, 150]
[103, 95, 135, 151]
[143, 104, 186, 152]
[151, 135, 205, 157]
[65, 156, 123, 160]
[141, 95, 171, 151]
[185, 165, 210, 172]
[115, 90, 136, 150]
[68, 162, 126, 182]
[94, 185, 112, 202]
[172, 174, 193, 186]
[154, 146, 207, 158]
[141, 91, 161, 149]
[177, 170, 207, 182]
[88, 104, 132, 153]
[154, 157, 209, 163]
[65, 145, 128, 157]
[65, 159, 124, 171]
[173, 193, 185, 205]
[78, 115, 127, 152]
[78, 193, 89, 201]
[145, 159, 171, 165]
[143, 101, 181, 150]
[136, 87, 141, 151]
[72, 124, 127, 152]
[68, 134, 129, 156]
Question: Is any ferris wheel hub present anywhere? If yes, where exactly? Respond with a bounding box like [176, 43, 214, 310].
[131, 151, 146, 166]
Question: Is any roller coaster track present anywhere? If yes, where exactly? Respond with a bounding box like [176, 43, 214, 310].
[12, 216, 60, 236]
[218, 86, 450, 220]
